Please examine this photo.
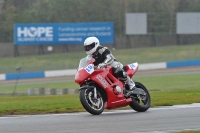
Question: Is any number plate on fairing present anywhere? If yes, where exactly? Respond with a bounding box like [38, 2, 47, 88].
[128, 62, 138, 69]
[85, 64, 94, 74]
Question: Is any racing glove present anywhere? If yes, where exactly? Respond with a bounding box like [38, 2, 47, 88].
[97, 63, 106, 69]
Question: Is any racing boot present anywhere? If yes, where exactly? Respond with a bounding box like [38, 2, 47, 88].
[124, 77, 136, 97]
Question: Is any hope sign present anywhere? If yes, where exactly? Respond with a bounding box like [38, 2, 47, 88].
[17, 27, 53, 37]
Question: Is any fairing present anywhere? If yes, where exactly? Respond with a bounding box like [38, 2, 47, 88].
[75, 57, 95, 84]
[75, 57, 139, 109]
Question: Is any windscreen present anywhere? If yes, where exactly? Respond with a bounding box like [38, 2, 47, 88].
[78, 57, 94, 70]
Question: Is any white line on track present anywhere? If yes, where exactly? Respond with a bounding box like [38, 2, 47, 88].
[136, 128, 200, 133]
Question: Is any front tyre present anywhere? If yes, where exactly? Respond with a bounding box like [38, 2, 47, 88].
[79, 88, 104, 115]
[129, 81, 151, 112]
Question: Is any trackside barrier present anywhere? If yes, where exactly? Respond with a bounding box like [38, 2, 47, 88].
[45, 69, 77, 78]
[0, 74, 6, 80]
[0, 59, 200, 81]
[27, 88, 79, 96]
[0, 88, 79, 96]
[139, 62, 166, 70]
[167, 59, 200, 68]
[6, 71, 45, 80]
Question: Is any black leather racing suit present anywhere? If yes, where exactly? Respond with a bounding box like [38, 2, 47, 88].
[91, 46, 128, 82]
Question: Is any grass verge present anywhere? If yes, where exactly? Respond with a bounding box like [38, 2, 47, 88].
[1, 73, 199, 93]
[0, 88, 200, 116]
[1, 44, 200, 73]
[177, 131, 200, 133]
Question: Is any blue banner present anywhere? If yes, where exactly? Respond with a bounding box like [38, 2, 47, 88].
[14, 22, 114, 45]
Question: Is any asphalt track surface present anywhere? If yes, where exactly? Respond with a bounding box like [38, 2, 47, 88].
[0, 103, 200, 133]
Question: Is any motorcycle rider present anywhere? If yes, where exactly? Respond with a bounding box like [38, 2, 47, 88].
[84, 36, 137, 97]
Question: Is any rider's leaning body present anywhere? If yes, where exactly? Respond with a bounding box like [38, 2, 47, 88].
[83, 37, 137, 96]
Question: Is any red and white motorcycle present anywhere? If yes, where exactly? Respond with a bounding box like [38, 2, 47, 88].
[75, 57, 151, 115]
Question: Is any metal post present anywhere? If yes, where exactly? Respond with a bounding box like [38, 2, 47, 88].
[13, 66, 21, 96]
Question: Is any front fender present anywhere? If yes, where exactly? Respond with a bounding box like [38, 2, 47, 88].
[79, 85, 95, 90]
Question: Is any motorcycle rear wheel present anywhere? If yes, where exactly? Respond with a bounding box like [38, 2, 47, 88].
[79, 88, 104, 115]
[129, 81, 151, 112]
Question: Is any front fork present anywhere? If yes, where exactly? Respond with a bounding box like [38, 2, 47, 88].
[94, 87, 97, 99]
[80, 85, 98, 99]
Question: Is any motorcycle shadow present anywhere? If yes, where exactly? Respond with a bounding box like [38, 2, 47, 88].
[85, 109, 150, 117]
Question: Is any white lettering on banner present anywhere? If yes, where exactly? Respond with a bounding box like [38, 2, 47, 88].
[75, 27, 88, 31]
[95, 32, 111, 36]
[36, 37, 53, 41]
[58, 32, 111, 37]
[18, 38, 35, 41]
[96, 74, 109, 88]
[58, 26, 110, 32]
[17, 27, 53, 41]
[58, 33, 87, 37]
[58, 38, 82, 42]
[89, 27, 106, 31]
[58, 27, 74, 32]
[87, 32, 111, 36]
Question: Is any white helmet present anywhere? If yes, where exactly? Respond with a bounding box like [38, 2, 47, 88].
[84, 37, 100, 55]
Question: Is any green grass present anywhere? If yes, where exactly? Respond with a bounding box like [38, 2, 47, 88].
[133, 73, 200, 91]
[177, 131, 200, 133]
[0, 44, 200, 116]
[1, 44, 200, 73]
[1, 73, 199, 93]
[0, 95, 83, 115]
[0, 73, 200, 116]
[151, 89, 200, 106]
[0, 88, 200, 116]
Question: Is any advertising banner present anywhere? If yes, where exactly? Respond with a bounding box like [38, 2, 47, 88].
[177, 13, 200, 34]
[14, 22, 114, 45]
[126, 13, 147, 35]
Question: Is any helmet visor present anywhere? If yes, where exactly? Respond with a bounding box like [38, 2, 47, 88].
[84, 42, 95, 51]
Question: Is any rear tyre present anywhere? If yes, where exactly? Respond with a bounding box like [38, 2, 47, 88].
[129, 81, 151, 112]
[79, 88, 104, 115]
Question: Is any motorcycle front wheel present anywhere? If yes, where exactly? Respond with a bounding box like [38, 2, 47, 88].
[79, 88, 104, 115]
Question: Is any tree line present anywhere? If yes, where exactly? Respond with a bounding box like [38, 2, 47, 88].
[1, 0, 200, 42]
